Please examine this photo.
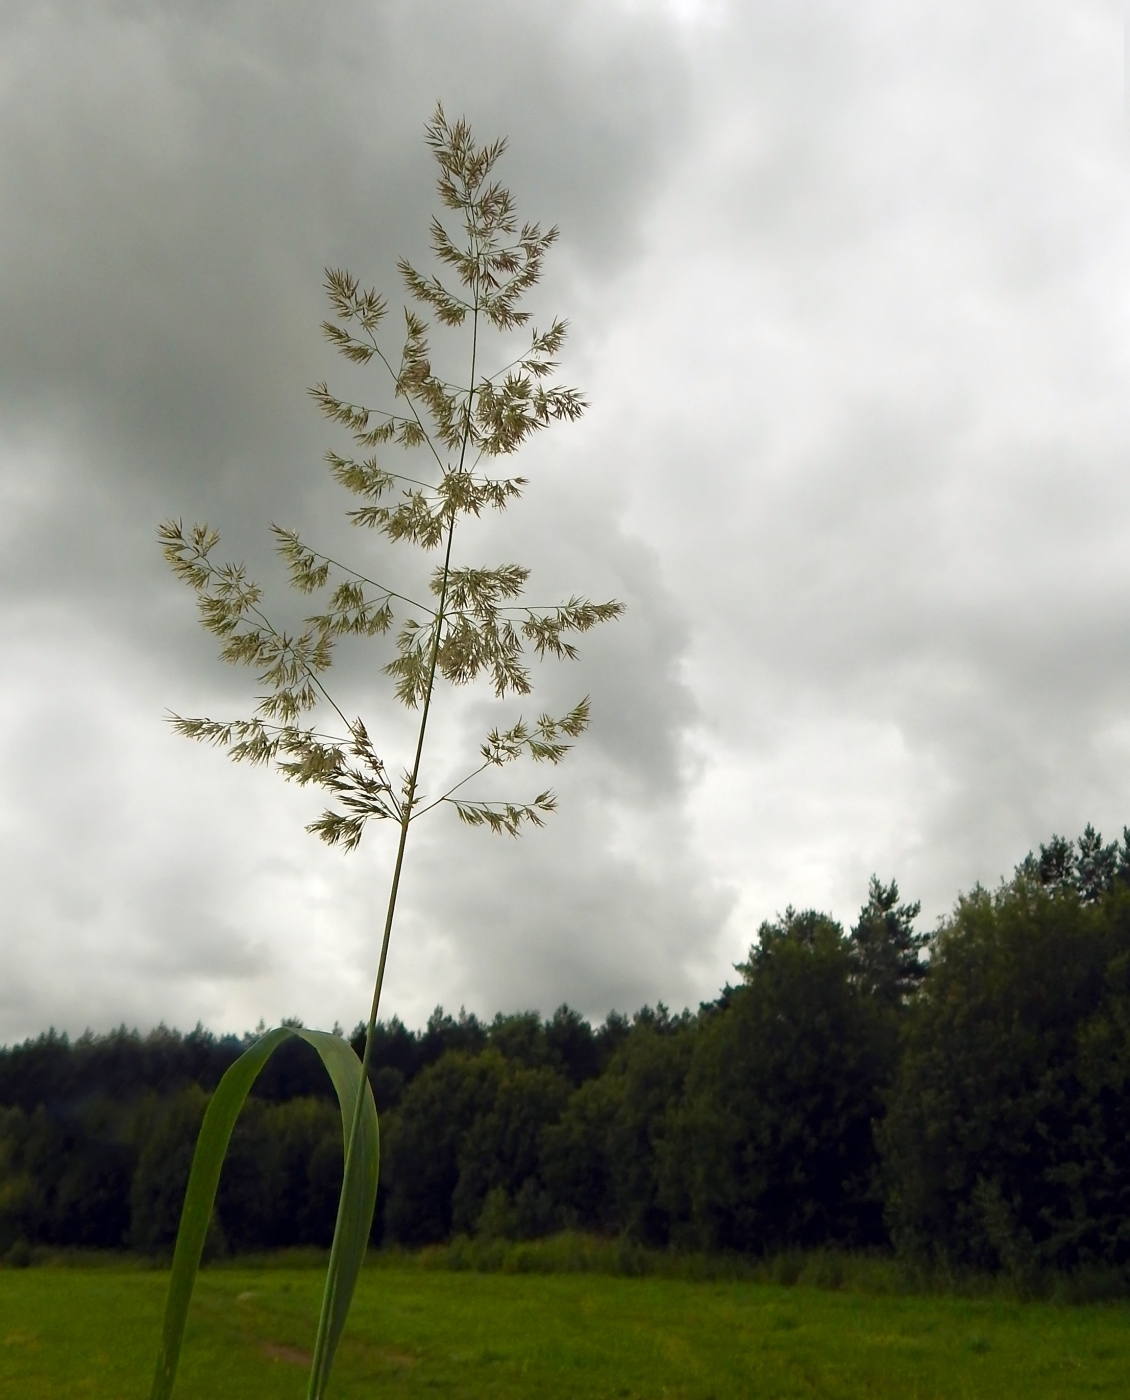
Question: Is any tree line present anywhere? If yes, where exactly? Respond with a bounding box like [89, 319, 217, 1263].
[3, 822, 1130, 1279]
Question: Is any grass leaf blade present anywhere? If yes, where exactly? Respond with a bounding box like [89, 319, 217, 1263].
[148, 1026, 379, 1400]
[300, 1028, 380, 1399]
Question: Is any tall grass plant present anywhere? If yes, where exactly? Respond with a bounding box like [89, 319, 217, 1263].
[156, 108, 619, 1398]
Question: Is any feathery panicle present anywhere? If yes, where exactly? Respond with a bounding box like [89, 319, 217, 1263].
[167, 108, 619, 851]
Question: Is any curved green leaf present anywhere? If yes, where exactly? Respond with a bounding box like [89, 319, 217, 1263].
[149, 1026, 379, 1400]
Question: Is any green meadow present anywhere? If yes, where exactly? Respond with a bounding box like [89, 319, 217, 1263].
[2, 1259, 1128, 1399]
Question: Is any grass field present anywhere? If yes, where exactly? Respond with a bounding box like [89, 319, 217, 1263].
[1, 1258, 1128, 1398]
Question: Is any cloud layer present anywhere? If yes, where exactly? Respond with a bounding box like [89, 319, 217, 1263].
[0, 0, 1125, 1042]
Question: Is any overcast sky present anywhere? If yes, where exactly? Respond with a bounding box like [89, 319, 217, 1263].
[0, 0, 1125, 1044]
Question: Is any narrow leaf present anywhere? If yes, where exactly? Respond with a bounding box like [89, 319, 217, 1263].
[149, 1026, 378, 1400]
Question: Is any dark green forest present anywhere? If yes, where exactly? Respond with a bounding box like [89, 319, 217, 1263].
[4, 823, 1130, 1280]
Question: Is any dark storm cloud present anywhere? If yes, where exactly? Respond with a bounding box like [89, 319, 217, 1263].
[0, 0, 719, 1041]
[0, 0, 686, 513]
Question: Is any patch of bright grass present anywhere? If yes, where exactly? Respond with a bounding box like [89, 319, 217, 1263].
[2, 1259, 1129, 1398]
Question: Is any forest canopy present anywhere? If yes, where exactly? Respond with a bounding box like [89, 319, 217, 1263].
[4, 822, 1130, 1279]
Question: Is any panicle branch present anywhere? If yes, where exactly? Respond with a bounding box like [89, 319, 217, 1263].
[449, 792, 557, 837]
